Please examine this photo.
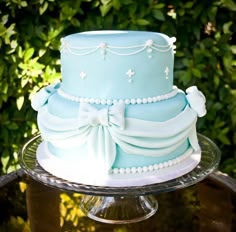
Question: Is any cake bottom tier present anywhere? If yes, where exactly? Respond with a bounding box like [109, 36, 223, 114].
[34, 86, 202, 186]
[36, 141, 201, 187]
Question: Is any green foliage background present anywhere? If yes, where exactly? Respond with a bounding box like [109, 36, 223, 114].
[0, 0, 235, 176]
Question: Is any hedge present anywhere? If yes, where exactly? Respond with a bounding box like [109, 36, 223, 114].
[0, 0, 235, 176]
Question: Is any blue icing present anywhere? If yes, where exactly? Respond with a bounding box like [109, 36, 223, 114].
[113, 140, 190, 168]
[61, 31, 175, 99]
[47, 92, 187, 122]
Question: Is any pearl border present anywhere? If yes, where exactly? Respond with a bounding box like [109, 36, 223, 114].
[57, 86, 179, 105]
[111, 148, 193, 174]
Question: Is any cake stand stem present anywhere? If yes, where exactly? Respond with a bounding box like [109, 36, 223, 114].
[80, 194, 158, 224]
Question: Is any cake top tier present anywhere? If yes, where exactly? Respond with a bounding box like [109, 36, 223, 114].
[60, 30, 176, 100]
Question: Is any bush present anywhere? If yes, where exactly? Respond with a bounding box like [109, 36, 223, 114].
[0, 0, 235, 176]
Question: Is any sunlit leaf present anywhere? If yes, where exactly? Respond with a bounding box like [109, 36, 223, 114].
[16, 96, 24, 110]
[24, 48, 34, 62]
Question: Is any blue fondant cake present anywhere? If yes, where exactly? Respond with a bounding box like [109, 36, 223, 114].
[32, 31, 207, 186]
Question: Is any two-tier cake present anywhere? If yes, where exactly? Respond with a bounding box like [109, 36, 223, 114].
[32, 31, 206, 186]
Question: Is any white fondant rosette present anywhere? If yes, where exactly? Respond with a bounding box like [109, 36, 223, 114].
[186, 86, 206, 117]
[31, 82, 61, 111]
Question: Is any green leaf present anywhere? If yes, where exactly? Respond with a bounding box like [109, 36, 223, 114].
[153, 3, 165, 9]
[1, 155, 10, 173]
[1, 82, 8, 94]
[231, 45, 236, 55]
[152, 9, 165, 21]
[100, 3, 112, 16]
[10, 40, 17, 49]
[135, 19, 150, 26]
[192, 68, 201, 78]
[112, 0, 121, 10]
[184, 2, 194, 8]
[21, 78, 28, 88]
[24, 48, 34, 62]
[21, 1, 28, 7]
[223, 21, 232, 34]
[101, 0, 111, 5]
[39, 2, 49, 15]
[16, 96, 24, 110]
[221, 0, 236, 11]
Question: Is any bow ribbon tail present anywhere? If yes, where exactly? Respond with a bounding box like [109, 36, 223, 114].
[87, 126, 116, 173]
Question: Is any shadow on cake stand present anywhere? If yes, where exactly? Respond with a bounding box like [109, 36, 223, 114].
[19, 134, 221, 224]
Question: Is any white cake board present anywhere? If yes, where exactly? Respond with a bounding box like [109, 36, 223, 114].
[36, 141, 201, 187]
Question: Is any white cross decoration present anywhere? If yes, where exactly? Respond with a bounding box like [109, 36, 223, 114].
[126, 69, 135, 78]
[80, 71, 87, 79]
[164, 67, 169, 79]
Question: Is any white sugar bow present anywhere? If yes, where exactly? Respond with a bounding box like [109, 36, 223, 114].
[186, 86, 206, 117]
[78, 102, 125, 129]
[32, 82, 61, 111]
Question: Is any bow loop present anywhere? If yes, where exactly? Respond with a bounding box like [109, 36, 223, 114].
[32, 82, 61, 111]
[78, 102, 125, 129]
[186, 86, 206, 117]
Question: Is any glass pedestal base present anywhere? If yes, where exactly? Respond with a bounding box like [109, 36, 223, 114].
[20, 134, 220, 224]
[80, 195, 158, 224]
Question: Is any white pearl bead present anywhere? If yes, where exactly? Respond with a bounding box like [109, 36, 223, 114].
[146, 39, 153, 47]
[113, 168, 119, 174]
[159, 163, 164, 169]
[178, 157, 182, 163]
[107, 99, 112, 105]
[101, 99, 107, 105]
[99, 42, 107, 48]
[148, 97, 153, 103]
[125, 99, 130, 104]
[142, 98, 148, 104]
[125, 168, 131, 174]
[154, 164, 159, 170]
[137, 167, 143, 173]
[113, 99, 118, 104]
[131, 99, 136, 104]
[120, 168, 125, 174]
[137, 98, 142, 104]
[89, 98, 95, 104]
[119, 99, 124, 104]
[143, 166, 148, 172]
[156, 96, 161, 101]
[152, 96, 157, 102]
[163, 162, 168, 168]
[95, 99, 100, 104]
[170, 37, 176, 43]
[131, 167, 137, 173]
[148, 165, 153, 171]
[168, 160, 173, 166]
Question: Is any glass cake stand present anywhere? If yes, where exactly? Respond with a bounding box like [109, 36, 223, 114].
[19, 134, 221, 224]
